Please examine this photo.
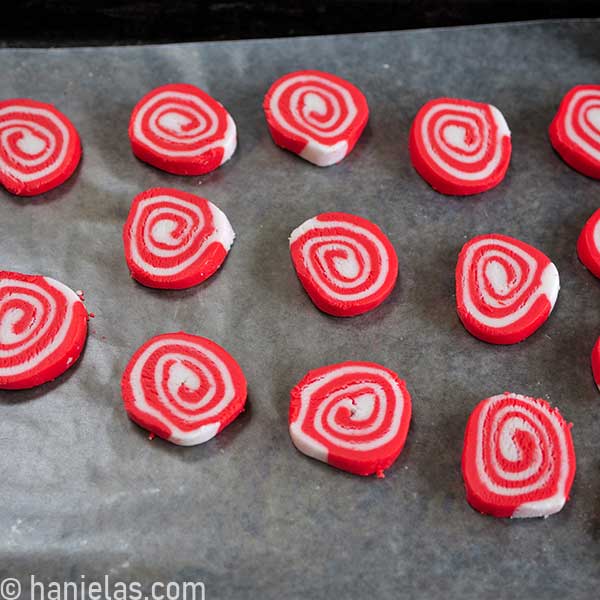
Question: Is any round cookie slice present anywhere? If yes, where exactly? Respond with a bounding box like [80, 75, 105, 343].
[123, 187, 235, 290]
[0, 98, 81, 196]
[122, 332, 247, 446]
[462, 392, 576, 518]
[409, 97, 511, 195]
[264, 70, 369, 167]
[289, 361, 412, 476]
[289, 212, 398, 317]
[577, 208, 600, 279]
[129, 83, 237, 175]
[456, 234, 559, 344]
[549, 85, 600, 179]
[0, 271, 88, 389]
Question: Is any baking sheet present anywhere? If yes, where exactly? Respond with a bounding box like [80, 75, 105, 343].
[1, 19, 600, 600]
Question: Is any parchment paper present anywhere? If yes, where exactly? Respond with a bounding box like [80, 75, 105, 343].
[1, 19, 600, 600]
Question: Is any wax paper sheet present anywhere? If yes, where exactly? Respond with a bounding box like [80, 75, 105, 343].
[1, 19, 600, 600]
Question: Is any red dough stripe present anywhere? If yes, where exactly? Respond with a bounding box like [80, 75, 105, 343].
[456, 234, 560, 344]
[263, 70, 368, 167]
[289, 212, 398, 317]
[462, 392, 576, 518]
[409, 97, 511, 195]
[129, 83, 237, 176]
[0, 271, 88, 389]
[0, 99, 81, 196]
[121, 332, 247, 446]
[289, 361, 412, 476]
[577, 208, 600, 279]
[123, 187, 235, 290]
[550, 85, 600, 179]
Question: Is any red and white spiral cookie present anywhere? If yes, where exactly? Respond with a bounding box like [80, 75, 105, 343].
[456, 234, 559, 344]
[289, 212, 398, 317]
[577, 208, 600, 279]
[591, 337, 600, 391]
[0, 99, 81, 196]
[409, 97, 511, 195]
[462, 392, 576, 518]
[0, 271, 88, 389]
[121, 332, 247, 446]
[549, 85, 600, 179]
[123, 188, 235, 290]
[263, 70, 368, 167]
[289, 361, 411, 476]
[129, 83, 237, 176]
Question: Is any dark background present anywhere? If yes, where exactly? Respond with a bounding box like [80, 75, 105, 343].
[3, 0, 600, 46]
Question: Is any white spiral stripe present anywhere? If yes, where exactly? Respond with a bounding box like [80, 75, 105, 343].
[474, 394, 570, 517]
[155, 353, 217, 415]
[290, 218, 390, 302]
[421, 103, 510, 181]
[0, 277, 79, 377]
[461, 238, 559, 329]
[128, 194, 235, 278]
[0, 105, 70, 183]
[565, 89, 600, 162]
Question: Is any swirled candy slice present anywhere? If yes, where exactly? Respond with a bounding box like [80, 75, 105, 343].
[121, 332, 247, 446]
[409, 97, 511, 195]
[289, 361, 412, 476]
[591, 337, 600, 391]
[456, 234, 559, 344]
[462, 392, 576, 518]
[549, 85, 600, 179]
[0, 271, 88, 389]
[577, 208, 600, 279]
[263, 70, 368, 167]
[123, 187, 235, 290]
[129, 83, 237, 176]
[290, 212, 398, 317]
[0, 98, 81, 196]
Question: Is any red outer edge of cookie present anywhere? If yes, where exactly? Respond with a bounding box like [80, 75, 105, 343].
[289, 361, 412, 476]
[462, 392, 576, 518]
[263, 70, 369, 166]
[289, 212, 398, 317]
[0, 98, 81, 197]
[576, 208, 600, 279]
[121, 332, 247, 446]
[122, 187, 235, 290]
[549, 85, 600, 179]
[409, 97, 511, 196]
[455, 233, 560, 345]
[128, 83, 237, 176]
[0, 271, 88, 389]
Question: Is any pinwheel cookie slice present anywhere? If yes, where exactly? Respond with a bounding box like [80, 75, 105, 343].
[290, 212, 398, 317]
[462, 392, 576, 518]
[591, 337, 600, 391]
[0, 98, 81, 196]
[0, 271, 88, 389]
[456, 234, 559, 344]
[264, 70, 369, 166]
[129, 83, 237, 175]
[577, 208, 600, 279]
[549, 85, 600, 178]
[123, 188, 235, 290]
[289, 361, 412, 476]
[121, 332, 247, 446]
[409, 97, 511, 195]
